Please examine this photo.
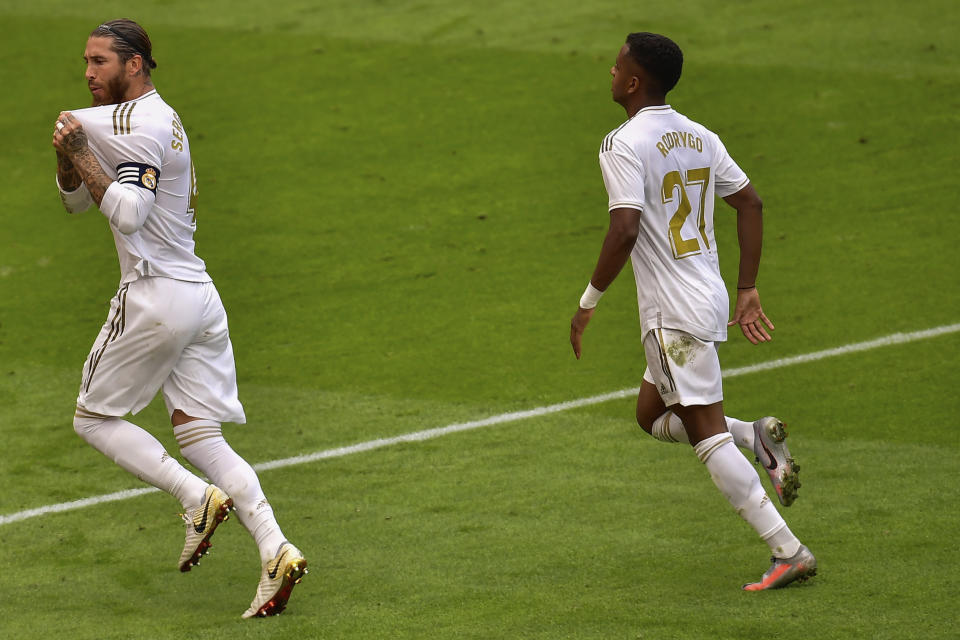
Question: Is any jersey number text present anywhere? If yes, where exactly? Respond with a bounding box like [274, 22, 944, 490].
[661, 167, 711, 260]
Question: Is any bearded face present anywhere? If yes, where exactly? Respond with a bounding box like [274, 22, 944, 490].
[84, 36, 132, 106]
[95, 66, 130, 106]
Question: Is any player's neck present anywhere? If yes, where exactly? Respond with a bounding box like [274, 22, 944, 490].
[624, 95, 666, 118]
[122, 80, 155, 102]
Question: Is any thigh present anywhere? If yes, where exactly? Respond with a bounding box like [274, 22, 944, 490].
[641, 327, 723, 408]
[636, 378, 667, 432]
[162, 283, 246, 424]
[78, 278, 201, 416]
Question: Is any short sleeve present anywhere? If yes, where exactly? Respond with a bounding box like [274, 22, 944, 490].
[711, 134, 749, 197]
[72, 105, 165, 184]
[112, 123, 164, 183]
[599, 143, 646, 212]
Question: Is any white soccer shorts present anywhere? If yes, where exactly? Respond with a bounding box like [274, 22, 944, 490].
[76, 276, 246, 423]
[641, 327, 723, 407]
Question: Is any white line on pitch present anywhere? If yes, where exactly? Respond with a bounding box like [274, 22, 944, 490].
[2, 322, 958, 526]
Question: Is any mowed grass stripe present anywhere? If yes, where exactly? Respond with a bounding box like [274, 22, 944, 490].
[3, 321, 957, 527]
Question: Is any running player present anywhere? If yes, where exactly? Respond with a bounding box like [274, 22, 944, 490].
[52, 19, 307, 617]
[570, 33, 816, 590]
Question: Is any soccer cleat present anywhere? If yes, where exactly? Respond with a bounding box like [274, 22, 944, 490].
[753, 417, 801, 507]
[178, 484, 233, 572]
[742, 545, 817, 591]
[241, 542, 308, 619]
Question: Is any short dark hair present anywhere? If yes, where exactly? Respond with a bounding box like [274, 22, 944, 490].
[91, 19, 158, 76]
[624, 32, 683, 95]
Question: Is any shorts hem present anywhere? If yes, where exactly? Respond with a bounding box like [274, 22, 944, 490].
[667, 393, 724, 408]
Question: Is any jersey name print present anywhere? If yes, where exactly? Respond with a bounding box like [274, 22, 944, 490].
[599, 105, 749, 342]
[655, 130, 704, 156]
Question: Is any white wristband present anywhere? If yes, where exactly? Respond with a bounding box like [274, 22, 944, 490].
[56, 175, 93, 214]
[579, 283, 604, 309]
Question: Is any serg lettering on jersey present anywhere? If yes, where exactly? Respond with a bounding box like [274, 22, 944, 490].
[656, 131, 703, 157]
[172, 114, 185, 151]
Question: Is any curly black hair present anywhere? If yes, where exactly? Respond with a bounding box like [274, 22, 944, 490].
[625, 32, 683, 95]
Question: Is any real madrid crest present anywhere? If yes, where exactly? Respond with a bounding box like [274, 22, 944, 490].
[142, 167, 157, 190]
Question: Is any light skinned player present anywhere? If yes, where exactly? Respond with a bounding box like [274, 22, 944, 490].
[570, 32, 816, 590]
[52, 19, 306, 617]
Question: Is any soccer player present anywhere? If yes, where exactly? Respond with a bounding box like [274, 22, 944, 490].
[569, 33, 816, 590]
[52, 19, 307, 616]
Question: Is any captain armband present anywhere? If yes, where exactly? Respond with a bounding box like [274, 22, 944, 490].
[116, 162, 160, 194]
[98, 162, 160, 235]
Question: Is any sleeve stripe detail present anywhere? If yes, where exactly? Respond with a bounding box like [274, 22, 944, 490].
[601, 119, 632, 152]
[112, 104, 123, 135]
[112, 101, 137, 136]
[717, 177, 750, 197]
[608, 201, 644, 212]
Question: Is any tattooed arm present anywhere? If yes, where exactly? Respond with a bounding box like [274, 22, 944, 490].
[53, 113, 112, 204]
[53, 111, 156, 233]
[53, 115, 93, 214]
[55, 151, 83, 192]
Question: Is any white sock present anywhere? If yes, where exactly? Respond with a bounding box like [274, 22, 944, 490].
[650, 411, 757, 456]
[650, 411, 689, 443]
[175, 419, 287, 563]
[73, 412, 207, 509]
[693, 432, 801, 559]
[725, 416, 755, 452]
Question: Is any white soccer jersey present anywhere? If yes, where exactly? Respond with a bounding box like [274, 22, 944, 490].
[65, 90, 208, 285]
[599, 105, 749, 342]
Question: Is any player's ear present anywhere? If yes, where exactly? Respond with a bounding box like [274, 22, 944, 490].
[127, 54, 143, 77]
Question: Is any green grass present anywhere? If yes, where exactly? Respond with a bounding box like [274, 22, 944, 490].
[1, 1, 959, 638]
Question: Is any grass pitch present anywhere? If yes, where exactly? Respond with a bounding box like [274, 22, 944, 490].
[1, 1, 958, 638]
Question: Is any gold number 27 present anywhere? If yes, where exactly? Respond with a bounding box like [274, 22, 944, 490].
[661, 167, 710, 259]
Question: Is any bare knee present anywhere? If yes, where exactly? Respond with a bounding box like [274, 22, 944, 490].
[635, 381, 666, 434]
[171, 409, 203, 427]
[671, 402, 726, 445]
[636, 406, 655, 433]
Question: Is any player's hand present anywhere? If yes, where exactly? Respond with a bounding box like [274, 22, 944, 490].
[570, 306, 595, 359]
[52, 112, 88, 157]
[728, 287, 774, 344]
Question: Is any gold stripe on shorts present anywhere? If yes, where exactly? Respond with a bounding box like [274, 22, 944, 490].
[655, 329, 677, 393]
[84, 284, 129, 392]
